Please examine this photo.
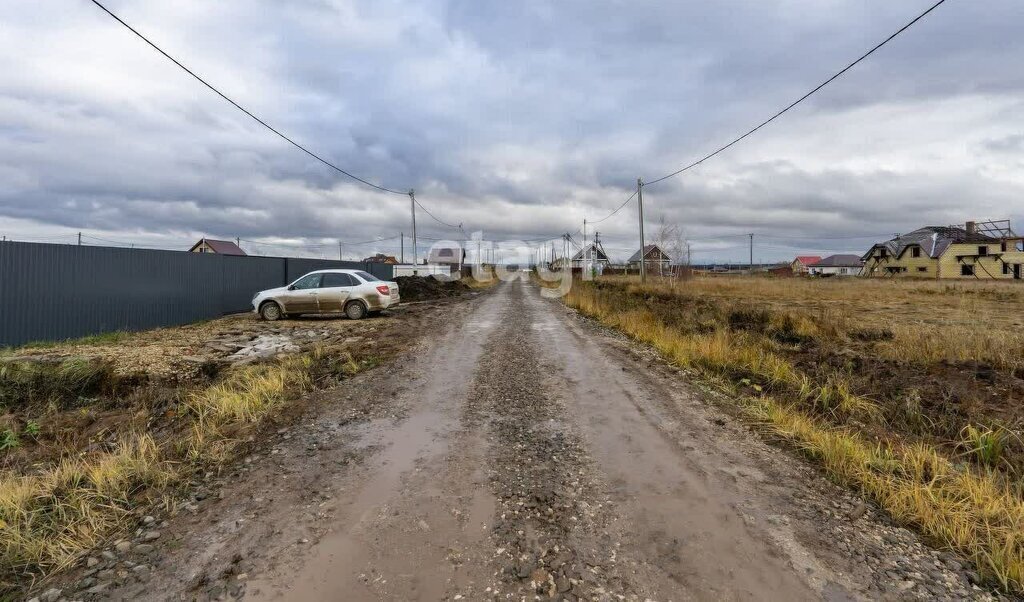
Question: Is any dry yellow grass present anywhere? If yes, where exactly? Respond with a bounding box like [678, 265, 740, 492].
[565, 278, 1024, 592]
[620, 275, 1024, 374]
[0, 434, 173, 580]
[748, 397, 1024, 591]
[0, 346, 358, 592]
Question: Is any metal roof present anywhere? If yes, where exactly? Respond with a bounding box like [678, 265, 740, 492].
[627, 244, 670, 263]
[190, 238, 247, 256]
[814, 254, 863, 267]
[862, 226, 996, 260]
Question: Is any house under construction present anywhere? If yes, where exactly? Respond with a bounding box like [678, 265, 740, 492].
[862, 220, 1024, 279]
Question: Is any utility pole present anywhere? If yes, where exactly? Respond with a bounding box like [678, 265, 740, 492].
[749, 233, 754, 272]
[637, 178, 646, 284]
[582, 218, 588, 275]
[236, 236, 240, 248]
[400, 232, 404, 264]
[77, 232, 82, 246]
[409, 189, 418, 265]
[339, 241, 343, 261]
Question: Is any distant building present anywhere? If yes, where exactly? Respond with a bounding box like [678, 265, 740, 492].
[571, 243, 610, 272]
[188, 238, 246, 256]
[862, 221, 1024, 279]
[808, 254, 863, 277]
[363, 253, 398, 264]
[426, 245, 464, 267]
[768, 264, 794, 278]
[790, 256, 821, 275]
[628, 244, 672, 275]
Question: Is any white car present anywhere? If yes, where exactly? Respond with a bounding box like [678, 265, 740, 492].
[252, 269, 400, 321]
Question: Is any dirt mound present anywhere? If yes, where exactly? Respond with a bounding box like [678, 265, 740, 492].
[395, 275, 470, 302]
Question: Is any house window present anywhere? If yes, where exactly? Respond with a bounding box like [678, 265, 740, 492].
[1004, 263, 1011, 275]
[1001, 241, 1008, 252]
[978, 246, 988, 256]
[878, 248, 888, 258]
[911, 247, 921, 258]
[961, 264, 975, 276]
[917, 267, 927, 273]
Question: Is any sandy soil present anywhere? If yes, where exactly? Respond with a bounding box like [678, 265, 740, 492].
[43, 278, 1002, 601]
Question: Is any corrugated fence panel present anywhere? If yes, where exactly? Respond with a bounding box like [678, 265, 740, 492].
[219, 255, 287, 314]
[0, 243, 395, 347]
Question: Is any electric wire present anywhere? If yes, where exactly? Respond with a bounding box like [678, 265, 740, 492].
[88, 0, 410, 197]
[412, 198, 462, 230]
[585, 0, 949, 228]
[643, 0, 949, 186]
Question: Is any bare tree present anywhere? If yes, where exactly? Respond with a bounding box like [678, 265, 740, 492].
[655, 215, 688, 277]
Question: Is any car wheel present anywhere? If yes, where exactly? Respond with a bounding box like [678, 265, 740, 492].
[259, 301, 283, 321]
[344, 300, 367, 320]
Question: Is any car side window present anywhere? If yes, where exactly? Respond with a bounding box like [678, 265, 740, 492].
[353, 271, 380, 282]
[292, 274, 322, 289]
[321, 273, 354, 288]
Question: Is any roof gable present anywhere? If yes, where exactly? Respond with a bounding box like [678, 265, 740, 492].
[793, 256, 821, 266]
[868, 226, 996, 261]
[627, 244, 670, 263]
[571, 243, 609, 261]
[190, 238, 247, 256]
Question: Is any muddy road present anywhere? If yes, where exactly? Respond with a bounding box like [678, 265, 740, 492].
[78, 278, 990, 601]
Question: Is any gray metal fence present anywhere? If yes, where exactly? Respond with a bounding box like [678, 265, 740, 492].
[0, 242, 394, 347]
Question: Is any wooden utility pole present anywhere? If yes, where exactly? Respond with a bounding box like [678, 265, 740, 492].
[409, 190, 418, 265]
[400, 232, 404, 263]
[339, 241, 343, 260]
[637, 178, 646, 284]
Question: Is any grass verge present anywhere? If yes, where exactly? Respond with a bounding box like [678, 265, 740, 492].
[565, 279, 1024, 593]
[0, 345, 373, 595]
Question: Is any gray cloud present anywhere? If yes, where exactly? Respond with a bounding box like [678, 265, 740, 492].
[1, 0, 1023, 262]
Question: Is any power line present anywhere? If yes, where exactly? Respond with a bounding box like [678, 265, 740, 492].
[89, 0, 407, 196]
[644, 0, 949, 186]
[413, 198, 462, 230]
[583, 1, 947, 230]
[588, 189, 638, 224]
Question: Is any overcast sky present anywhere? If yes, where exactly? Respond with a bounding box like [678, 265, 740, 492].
[1, 0, 1023, 262]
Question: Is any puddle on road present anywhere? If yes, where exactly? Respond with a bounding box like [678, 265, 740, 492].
[246, 287, 507, 601]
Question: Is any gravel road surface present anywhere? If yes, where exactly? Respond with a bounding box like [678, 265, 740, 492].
[71, 277, 994, 601]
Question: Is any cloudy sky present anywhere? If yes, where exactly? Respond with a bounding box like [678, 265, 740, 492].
[1, 0, 1022, 262]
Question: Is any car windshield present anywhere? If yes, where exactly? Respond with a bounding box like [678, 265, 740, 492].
[353, 271, 380, 282]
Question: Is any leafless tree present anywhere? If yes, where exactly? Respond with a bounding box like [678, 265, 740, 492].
[655, 215, 689, 277]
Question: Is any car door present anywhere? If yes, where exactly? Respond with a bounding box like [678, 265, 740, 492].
[317, 273, 354, 312]
[280, 273, 322, 314]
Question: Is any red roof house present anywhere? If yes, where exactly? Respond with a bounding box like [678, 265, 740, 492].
[790, 255, 821, 274]
[188, 238, 247, 256]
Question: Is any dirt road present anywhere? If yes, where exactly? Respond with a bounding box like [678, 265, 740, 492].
[78, 278, 990, 601]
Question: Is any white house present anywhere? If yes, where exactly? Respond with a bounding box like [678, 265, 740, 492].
[808, 254, 863, 277]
